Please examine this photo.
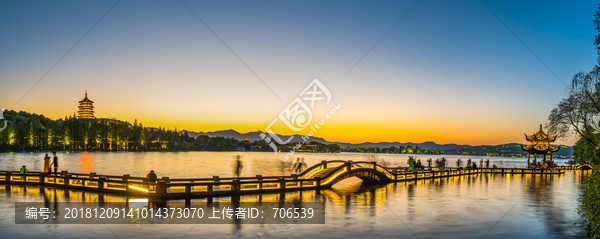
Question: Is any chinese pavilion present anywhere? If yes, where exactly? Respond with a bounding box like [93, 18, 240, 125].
[521, 124, 559, 161]
[77, 89, 95, 119]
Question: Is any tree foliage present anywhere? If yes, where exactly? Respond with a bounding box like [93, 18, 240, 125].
[343, 145, 440, 155]
[546, 4, 600, 238]
[0, 110, 263, 152]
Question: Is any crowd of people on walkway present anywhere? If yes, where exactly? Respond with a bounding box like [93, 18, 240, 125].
[291, 157, 308, 173]
[527, 157, 556, 168]
[403, 157, 495, 172]
[17, 151, 59, 175]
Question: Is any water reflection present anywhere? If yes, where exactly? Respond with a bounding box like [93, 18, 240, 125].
[0, 151, 567, 179]
[521, 174, 579, 238]
[77, 153, 94, 174]
[0, 152, 587, 238]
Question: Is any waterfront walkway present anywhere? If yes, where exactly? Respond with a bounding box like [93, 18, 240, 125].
[0, 160, 581, 199]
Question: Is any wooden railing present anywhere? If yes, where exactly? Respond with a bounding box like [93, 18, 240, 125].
[0, 161, 583, 199]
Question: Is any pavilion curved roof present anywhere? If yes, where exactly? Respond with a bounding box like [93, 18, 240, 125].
[524, 124, 556, 142]
[79, 95, 93, 103]
[521, 144, 559, 154]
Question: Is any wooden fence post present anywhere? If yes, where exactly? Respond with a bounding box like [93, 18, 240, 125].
[233, 179, 241, 193]
[64, 174, 71, 186]
[185, 185, 191, 195]
[156, 179, 167, 196]
[321, 160, 327, 170]
[315, 176, 321, 188]
[256, 175, 263, 190]
[279, 177, 286, 191]
[98, 176, 106, 190]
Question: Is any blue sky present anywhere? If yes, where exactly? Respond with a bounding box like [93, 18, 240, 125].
[0, 0, 597, 145]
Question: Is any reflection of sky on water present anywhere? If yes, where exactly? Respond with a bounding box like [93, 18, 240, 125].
[0, 151, 573, 179]
[0, 173, 587, 238]
[0, 152, 587, 238]
[77, 153, 94, 174]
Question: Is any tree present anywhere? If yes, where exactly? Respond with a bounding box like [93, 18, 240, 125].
[546, 4, 600, 238]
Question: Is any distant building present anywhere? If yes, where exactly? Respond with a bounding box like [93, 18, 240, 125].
[234, 143, 246, 151]
[77, 89, 95, 119]
[521, 124, 559, 161]
[149, 137, 160, 144]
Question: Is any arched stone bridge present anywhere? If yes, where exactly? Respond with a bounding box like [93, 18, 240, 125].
[297, 160, 394, 187]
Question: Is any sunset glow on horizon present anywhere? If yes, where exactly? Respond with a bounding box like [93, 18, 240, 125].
[1, 0, 596, 146]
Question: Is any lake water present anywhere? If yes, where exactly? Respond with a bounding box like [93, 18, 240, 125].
[0, 152, 586, 238]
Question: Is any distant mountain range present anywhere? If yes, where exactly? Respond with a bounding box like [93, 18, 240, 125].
[443, 143, 574, 157]
[178, 129, 574, 156]
[179, 129, 473, 151]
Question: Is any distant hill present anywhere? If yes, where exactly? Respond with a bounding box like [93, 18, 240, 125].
[338, 141, 472, 151]
[179, 129, 574, 156]
[180, 129, 332, 144]
[442, 143, 573, 157]
[179, 129, 472, 151]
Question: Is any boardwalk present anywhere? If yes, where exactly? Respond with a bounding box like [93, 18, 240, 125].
[0, 160, 581, 200]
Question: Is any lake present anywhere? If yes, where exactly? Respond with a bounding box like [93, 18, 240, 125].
[0, 152, 586, 238]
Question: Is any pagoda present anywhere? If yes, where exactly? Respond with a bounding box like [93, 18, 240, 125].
[521, 124, 559, 162]
[77, 89, 95, 119]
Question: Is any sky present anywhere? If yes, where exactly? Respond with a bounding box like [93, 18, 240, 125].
[0, 0, 598, 146]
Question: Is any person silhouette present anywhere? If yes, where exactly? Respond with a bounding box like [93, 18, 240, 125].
[19, 165, 29, 174]
[232, 155, 243, 178]
[52, 151, 59, 175]
[43, 154, 51, 174]
[291, 158, 301, 173]
[298, 158, 308, 173]
[146, 170, 157, 182]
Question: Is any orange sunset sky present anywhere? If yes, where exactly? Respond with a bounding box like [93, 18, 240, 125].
[1, 1, 597, 146]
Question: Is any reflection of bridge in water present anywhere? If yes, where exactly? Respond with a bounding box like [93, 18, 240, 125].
[0, 160, 577, 200]
[2, 170, 586, 238]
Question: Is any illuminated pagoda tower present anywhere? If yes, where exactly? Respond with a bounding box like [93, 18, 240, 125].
[77, 89, 95, 119]
[521, 124, 559, 162]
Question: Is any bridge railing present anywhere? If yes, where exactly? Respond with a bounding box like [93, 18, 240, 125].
[299, 160, 347, 179]
[0, 170, 157, 194]
[161, 177, 322, 196]
[310, 161, 397, 185]
[0, 161, 575, 198]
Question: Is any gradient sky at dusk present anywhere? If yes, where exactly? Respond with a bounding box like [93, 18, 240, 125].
[0, 0, 597, 145]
